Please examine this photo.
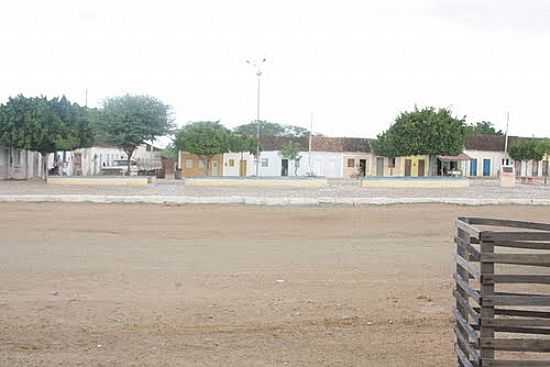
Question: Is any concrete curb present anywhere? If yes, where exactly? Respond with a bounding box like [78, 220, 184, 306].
[0, 195, 550, 206]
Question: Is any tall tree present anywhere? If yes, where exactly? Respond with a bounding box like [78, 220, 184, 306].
[279, 141, 302, 176]
[234, 121, 309, 138]
[372, 106, 466, 175]
[99, 95, 173, 175]
[174, 121, 231, 175]
[0, 95, 93, 182]
[465, 121, 503, 136]
[509, 140, 544, 162]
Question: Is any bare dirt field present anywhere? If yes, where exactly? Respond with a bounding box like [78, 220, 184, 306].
[1, 203, 549, 366]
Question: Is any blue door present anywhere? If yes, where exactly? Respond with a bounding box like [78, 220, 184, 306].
[483, 159, 491, 177]
[470, 159, 477, 177]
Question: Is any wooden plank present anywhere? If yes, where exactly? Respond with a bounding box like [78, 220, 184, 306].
[456, 254, 481, 279]
[491, 240, 550, 250]
[454, 326, 480, 362]
[454, 290, 480, 323]
[455, 236, 482, 262]
[466, 218, 550, 232]
[492, 308, 550, 319]
[480, 239, 496, 363]
[456, 226, 472, 367]
[482, 231, 550, 242]
[484, 274, 550, 285]
[454, 308, 479, 342]
[454, 273, 481, 304]
[488, 360, 550, 367]
[484, 295, 550, 306]
[481, 253, 550, 267]
[481, 338, 550, 352]
[485, 318, 550, 328]
[455, 341, 477, 367]
[457, 218, 481, 238]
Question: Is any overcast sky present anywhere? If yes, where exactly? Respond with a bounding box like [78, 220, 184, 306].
[1, 0, 549, 140]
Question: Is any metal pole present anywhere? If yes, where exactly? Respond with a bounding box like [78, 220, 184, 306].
[256, 71, 261, 176]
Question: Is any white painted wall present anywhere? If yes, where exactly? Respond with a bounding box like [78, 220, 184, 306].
[223, 152, 255, 176]
[0, 147, 43, 179]
[296, 151, 343, 178]
[463, 150, 507, 177]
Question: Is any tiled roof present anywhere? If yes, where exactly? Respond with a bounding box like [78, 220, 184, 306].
[259, 135, 372, 153]
[465, 134, 547, 152]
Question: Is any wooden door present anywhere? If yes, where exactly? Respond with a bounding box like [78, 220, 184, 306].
[404, 159, 412, 176]
[418, 159, 425, 177]
[239, 160, 247, 176]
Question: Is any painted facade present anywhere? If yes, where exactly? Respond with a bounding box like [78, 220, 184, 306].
[463, 150, 508, 178]
[223, 152, 255, 177]
[180, 152, 224, 177]
[0, 147, 44, 180]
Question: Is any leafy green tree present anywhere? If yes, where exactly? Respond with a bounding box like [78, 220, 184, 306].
[0, 95, 93, 182]
[99, 95, 173, 175]
[509, 140, 544, 161]
[279, 141, 302, 176]
[229, 133, 257, 173]
[465, 121, 503, 136]
[234, 121, 309, 138]
[174, 121, 231, 175]
[372, 106, 466, 175]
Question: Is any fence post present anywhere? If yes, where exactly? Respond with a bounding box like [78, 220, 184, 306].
[479, 238, 495, 365]
[456, 227, 470, 366]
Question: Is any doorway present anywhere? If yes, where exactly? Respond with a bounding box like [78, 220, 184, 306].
[359, 159, 366, 177]
[211, 160, 220, 176]
[281, 159, 289, 176]
[376, 157, 384, 176]
[483, 159, 491, 177]
[404, 159, 412, 176]
[418, 159, 425, 177]
[239, 160, 247, 176]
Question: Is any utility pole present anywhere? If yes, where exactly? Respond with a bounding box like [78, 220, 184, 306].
[246, 58, 266, 176]
[85, 88, 88, 107]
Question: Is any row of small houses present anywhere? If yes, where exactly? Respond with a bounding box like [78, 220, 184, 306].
[0, 144, 162, 180]
[1, 134, 548, 180]
[179, 134, 550, 179]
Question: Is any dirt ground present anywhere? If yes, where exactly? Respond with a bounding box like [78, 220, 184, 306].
[1, 203, 549, 366]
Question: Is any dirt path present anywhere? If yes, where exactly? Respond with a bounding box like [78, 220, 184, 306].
[1, 203, 548, 366]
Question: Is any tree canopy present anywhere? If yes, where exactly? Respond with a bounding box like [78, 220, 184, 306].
[509, 139, 550, 161]
[372, 106, 466, 158]
[98, 94, 173, 174]
[465, 121, 503, 136]
[0, 95, 93, 181]
[229, 133, 256, 155]
[234, 121, 309, 138]
[174, 121, 231, 175]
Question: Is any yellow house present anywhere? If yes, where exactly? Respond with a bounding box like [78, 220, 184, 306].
[395, 155, 430, 177]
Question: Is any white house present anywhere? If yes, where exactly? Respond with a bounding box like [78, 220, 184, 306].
[49, 143, 162, 176]
[0, 146, 44, 180]
[463, 135, 509, 178]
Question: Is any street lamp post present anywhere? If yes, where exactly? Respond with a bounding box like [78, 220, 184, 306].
[246, 58, 266, 176]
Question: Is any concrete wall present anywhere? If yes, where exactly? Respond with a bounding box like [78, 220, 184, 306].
[296, 151, 342, 178]
[362, 177, 470, 188]
[463, 150, 507, 178]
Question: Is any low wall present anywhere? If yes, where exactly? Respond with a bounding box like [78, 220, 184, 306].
[185, 177, 328, 188]
[362, 177, 470, 189]
[48, 176, 153, 187]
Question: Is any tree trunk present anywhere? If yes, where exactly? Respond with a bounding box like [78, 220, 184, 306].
[205, 158, 210, 176]
[294, 159, 299, 176]
[125, 148, 136, 176]
[42, 153, 48, 183]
